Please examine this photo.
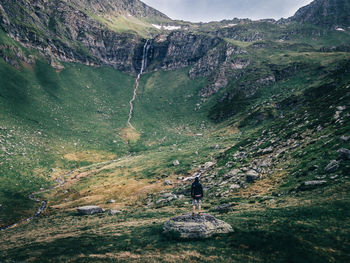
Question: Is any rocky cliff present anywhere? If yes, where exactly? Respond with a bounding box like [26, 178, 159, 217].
[291, 0, 350, 29]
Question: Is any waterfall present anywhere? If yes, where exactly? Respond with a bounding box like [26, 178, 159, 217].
[127, 39, 151, 129]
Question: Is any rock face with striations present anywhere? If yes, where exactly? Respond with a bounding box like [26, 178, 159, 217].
[163, 213, 233, 239]
[291, 0, 350, 29]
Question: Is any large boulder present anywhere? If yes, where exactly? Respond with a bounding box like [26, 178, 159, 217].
[77, 205, 104, 215]
[163, 213, 233, 239]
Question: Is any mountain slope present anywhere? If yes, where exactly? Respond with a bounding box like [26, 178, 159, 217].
[291, 0, 350, 28]
[0, 0, 350, 262]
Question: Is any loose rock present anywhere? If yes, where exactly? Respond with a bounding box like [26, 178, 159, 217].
[325, 160, 339, 173]
[109, 210, 122, 215]
[210, 204, 234, 213]
[299, 180, 327, 191]
[338, 148, 350, 160]
[164, 180, 172, 186]
[77, 206, 104, 215]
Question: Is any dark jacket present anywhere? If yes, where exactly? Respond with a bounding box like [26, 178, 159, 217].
[191, 181, 203, 199]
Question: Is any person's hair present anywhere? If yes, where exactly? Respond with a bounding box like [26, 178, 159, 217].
[194, 177, 199, 183]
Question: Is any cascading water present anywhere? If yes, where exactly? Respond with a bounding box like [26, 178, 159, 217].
[127, 39, 151, 129]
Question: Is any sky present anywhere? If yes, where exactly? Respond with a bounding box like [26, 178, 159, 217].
[141, 0, 314, 22]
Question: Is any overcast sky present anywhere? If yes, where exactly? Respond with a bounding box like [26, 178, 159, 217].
[142, 0, 314, 22]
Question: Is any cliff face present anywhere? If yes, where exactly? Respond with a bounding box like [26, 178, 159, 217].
[291, 0, 350, 28]
[0, 0, 226, 75]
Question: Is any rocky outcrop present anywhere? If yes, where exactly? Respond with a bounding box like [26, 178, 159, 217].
[291, 0, 350, 29]
[150, 32, 223, 72]
[0, 1, 227, 76]
[163, 213, 233, 239]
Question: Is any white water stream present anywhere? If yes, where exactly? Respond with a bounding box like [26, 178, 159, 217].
[127, 39, 151, 129]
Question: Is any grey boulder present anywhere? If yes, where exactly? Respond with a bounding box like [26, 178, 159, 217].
[163, 213, 233, 239]
[325, 160, 339, 173]
[77, 205, 104, 215]
[338, 148, 350, 160]
[246, 170, 259, 183]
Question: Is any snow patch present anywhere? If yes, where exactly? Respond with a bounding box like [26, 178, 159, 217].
[222, 23, 237, 28]
[336, 27, 345, 32]
[152, 24, 162, 29]
[152, 24, 181, 31]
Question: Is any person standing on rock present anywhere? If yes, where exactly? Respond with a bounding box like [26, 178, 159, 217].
[191, 177, 203, 216]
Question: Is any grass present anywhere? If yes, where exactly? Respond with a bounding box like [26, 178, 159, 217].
[1, 191, 349, 263]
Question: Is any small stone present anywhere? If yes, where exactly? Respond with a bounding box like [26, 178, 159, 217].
[262, 146, 274, 154]
[325, 160, 339, 173]
[77, 206, 104, 215]
[164, 180, 172, 186]
[156, 199, 166, 205]
[108, 210, 122, 215]
[230, 184, 241, 190]
[245, 170, 259, 183]
[107, 199, 116, 204]
[173, 160, 180, 166]
[203, 162, 216, 170]
[211, 144, 220, 150]
[298, 180, 327, 191]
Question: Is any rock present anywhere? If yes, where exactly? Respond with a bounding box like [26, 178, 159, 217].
[262, 146, 274, 154]
[299, 180, 327, 191]
[163, 213, 233, 239]
[203, 161, 216, 170]
[178, 194, 185, 199]
[210, 204, 234, 213]
[230, 184, 241, 190]
[245, 170, 259, 183]
[77, 206, 104, 215]
[340, 135, 350, 142]
[164, 180, 172, 186]
[338, 148, 350, 160]
[183, 176, 198, 182]
[325, 160, 339, 173]
[156, 199, 166, 205]
[107, 199, 116, 204]
[330, 175, 339, 180]
[173, 160, 180, 166]
[211, 144, 220, 150]
[108, 210, 122, 215]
